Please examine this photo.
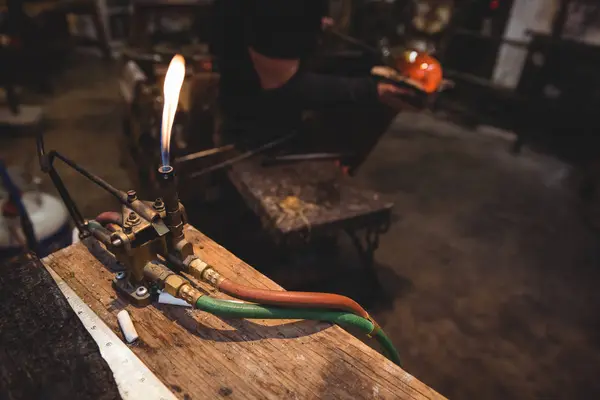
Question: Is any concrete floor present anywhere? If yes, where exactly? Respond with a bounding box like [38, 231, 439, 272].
[2, 58, 600, 399]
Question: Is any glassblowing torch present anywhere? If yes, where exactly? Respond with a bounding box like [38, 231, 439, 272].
[35, 54, 194, 305]
[157, 54, 193, 259]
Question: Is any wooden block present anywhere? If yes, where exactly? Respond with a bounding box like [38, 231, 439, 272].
[43, 225, 444, 400]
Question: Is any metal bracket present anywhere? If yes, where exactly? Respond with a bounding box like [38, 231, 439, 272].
[345, 216, 391, 286]
[113, 272, 152, 307]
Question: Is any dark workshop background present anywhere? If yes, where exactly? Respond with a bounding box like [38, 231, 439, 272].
[2, 0, 600, 399]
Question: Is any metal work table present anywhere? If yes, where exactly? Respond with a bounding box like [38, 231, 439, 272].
[40, 224, 443, 400]
[229, 159, 393, 286]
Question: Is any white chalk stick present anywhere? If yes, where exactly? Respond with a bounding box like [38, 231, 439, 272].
[72, 228, 80, 244]
[117, 310, 139, 343]
[158, 292, 192, 307]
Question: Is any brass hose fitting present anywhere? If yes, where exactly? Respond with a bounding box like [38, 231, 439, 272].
[143, 261, 203, 306]
[163, 274, 202, 306]
[164, 274, 187, 297]
[186, 257, 210, 280]
[183, 256, 223, 287]
[179, 284, 202, 305]
[143, 260, 172, 285]
[202, 267, 224, 287]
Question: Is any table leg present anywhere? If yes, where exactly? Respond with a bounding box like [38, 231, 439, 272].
[345, 228, 382, 289]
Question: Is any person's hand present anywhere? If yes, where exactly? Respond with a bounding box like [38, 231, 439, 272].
[377, 82, 413, 110]
[321, 17, 335, 30]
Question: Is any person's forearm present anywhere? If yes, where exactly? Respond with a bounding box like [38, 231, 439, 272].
[261, 71, 380, 110]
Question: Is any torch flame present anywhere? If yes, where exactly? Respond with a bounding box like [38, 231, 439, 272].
[161, 54, 186, 167]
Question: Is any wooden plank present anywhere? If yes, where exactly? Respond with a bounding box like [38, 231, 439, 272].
[230, 159, 393, 236]
[43, 225, 444, 400]
[0, 255, 121, 400]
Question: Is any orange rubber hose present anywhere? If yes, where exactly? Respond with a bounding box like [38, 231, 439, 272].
[218, 279, 370, 319]
[95, 211, 122, 226]
[105, 223, 120, 232]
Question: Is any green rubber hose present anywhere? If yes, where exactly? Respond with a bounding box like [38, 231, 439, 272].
[196, 296, 402, 366]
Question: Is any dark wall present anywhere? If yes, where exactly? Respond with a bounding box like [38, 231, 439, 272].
[516, 34, 600, 163]
[442, 0, 514, 79]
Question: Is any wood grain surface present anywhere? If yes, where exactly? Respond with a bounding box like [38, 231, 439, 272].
[43, 225, 443, 400]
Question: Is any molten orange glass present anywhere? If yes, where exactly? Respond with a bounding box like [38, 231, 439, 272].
[396, 50, 443, 94]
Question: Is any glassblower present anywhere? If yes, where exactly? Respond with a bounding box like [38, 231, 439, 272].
[36, 55, 402, 366]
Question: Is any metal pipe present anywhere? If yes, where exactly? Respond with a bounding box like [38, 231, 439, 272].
[174, 144, 235, 164]
[49, 152, 159, 222]
[164, 252, 187, 273]
[157, 166, 179, 220]
[48, 168, 87, 232]
[157, 165, 185, 250]
[188, 132, 297, 179]
[261, 152, 351, 166]
[36, 132, 87, 232]
[326, 28, 380, 55]
[52, 151, 126, 201]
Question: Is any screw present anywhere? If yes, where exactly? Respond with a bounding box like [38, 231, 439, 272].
[111, 238, 123, 247]
[128, 212, 140, 225]
[123, 225, 132, 234]
[116, 271, 126, 280]
[153, 198, 165, 211]
[136, 286, 148, 296]
[127, 190, 137, 202]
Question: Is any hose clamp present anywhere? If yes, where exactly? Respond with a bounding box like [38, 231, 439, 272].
[366, 315, 381, 338]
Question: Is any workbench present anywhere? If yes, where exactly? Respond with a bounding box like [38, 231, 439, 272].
[42, 225, 444, 399]
[229, 159, 393, 288]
